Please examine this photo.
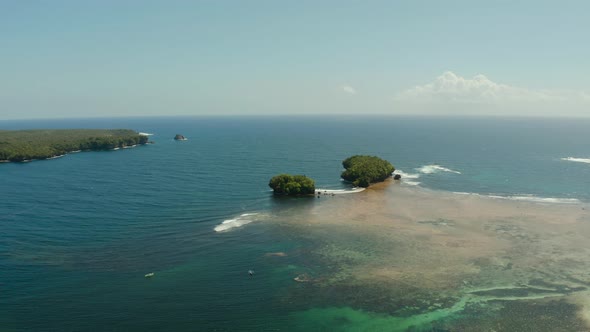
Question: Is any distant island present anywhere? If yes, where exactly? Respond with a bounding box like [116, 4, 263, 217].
[268, 174, 315, 196]
[174, 134, 187, 141]
[0, 129, 150, 162]
[341, 155, 395, 187]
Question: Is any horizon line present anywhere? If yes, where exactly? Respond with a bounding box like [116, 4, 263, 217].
[3, 113, 590, 122]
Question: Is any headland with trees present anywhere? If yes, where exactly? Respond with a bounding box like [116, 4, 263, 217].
[0, 129, 149, 162]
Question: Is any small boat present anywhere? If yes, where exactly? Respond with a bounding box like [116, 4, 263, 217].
[144, 272, 155, 278]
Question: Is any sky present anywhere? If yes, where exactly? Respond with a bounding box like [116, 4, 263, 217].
[1, 0, 589, 119]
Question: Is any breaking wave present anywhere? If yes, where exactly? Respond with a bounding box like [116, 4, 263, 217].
[562, 157, 590, 164]
[417, 165, 461, 175]
[403, 181, 421, 186]
[394, 170, 420, 179]
[46, 155, 65, 160]
[393, 170, 421, 186]
[453, 192, 580, 204]
[214, 213, 261, 232]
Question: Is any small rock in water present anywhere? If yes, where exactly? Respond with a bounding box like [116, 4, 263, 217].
[294, 274, 312, 282]
[174, 134, 187, 141]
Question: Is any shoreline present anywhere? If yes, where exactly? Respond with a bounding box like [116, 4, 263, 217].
[0, 129, 150, 163]
[315, 187, 366, 195]
[0, 142, 149, 164]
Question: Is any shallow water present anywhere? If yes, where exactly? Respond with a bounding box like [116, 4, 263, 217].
[267, 182, 590, 330]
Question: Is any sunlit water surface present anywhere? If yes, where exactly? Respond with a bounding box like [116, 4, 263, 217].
[2, 116, 590, 331]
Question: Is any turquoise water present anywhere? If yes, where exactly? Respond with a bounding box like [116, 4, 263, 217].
[2, 116, 590, 331]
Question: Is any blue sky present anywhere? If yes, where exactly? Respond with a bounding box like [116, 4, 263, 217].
[1, 1, 589, 119]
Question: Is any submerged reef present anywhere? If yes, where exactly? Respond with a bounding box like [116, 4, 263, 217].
[269, 182, 590, 331]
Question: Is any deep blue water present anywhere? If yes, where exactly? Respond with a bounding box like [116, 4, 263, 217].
[1, 116, 590, 331]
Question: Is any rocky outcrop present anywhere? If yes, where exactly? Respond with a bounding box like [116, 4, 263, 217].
[174, 134, 187, 141]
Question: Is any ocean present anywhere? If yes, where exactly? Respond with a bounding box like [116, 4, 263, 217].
[2, 116, 590, 331]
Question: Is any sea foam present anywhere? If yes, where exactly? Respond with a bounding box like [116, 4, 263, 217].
[561, 157, 590, 164]
[393, 170, 421, 186]
[495, 196, 580, 204]
[315, 188, 366, 195]
[394, 170, 420, 179]
[417, 165, 461, 175]
[403, 181, 421, 186]
[214, 213, 260, 232]
[453, 192, 580, 204]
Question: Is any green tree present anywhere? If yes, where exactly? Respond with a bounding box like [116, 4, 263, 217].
[341, 155, 395, 187]
[269, 174, 315, 196]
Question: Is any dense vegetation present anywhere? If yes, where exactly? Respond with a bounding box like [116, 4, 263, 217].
[268, 174, 315, 196]
[0, 129, 149, 162]
[341, 155, 395, 187]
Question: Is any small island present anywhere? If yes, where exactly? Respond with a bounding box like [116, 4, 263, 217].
[268, 155, 394, 196]
[0, 129, 150, 163]
[268, 174, 315, 196]
[174, 134, 187, 141]
[341, 155, 395, 187]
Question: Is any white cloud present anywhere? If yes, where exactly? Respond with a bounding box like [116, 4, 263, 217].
[341, 85, 357, 95]
[394, 71, 580, 104]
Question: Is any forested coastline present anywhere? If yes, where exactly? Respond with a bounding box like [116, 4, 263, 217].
[0, 129, 149, 162]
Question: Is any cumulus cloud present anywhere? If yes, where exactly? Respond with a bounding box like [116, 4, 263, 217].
[394, 71, 579, 104]
[341, 85, 357, 95]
